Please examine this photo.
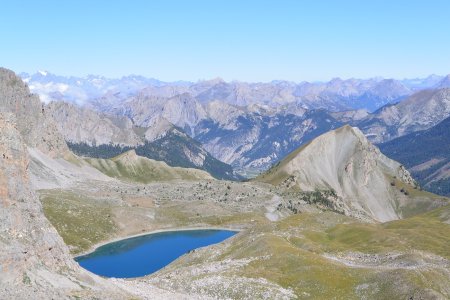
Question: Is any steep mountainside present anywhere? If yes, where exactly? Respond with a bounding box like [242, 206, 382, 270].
[48, 101, 141, 147]
[59, 86, 450, 177]
[121, 93, 207, 135]
[379, 116, 450, 196]
[0, 68, 159, 299]
[357, 88, 450, 143]
[0, 68, 68, 157]
[0, 113, 81, 297]
[257, 125, 445, 222]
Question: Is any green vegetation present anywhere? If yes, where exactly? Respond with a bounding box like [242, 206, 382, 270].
[208, 206, 450, 298]
[135, 133, 240, 181]
[300, 189, 340, 210]
[22, 273, 31, 285]
[40, 189, 118, 254]
[84, 151, 210, 183]
[67, 141, 131, 159]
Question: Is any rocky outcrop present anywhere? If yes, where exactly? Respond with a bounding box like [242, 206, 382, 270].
[0, 68, 68, 157]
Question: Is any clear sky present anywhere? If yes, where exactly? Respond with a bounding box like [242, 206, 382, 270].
[1, 0, 449, 82]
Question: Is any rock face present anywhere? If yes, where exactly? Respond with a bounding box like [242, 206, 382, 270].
[257, 125, 423, 222]
[47, 101, 142, 147]
[134, 121, 242, 180]
[0, 68, 68, 157]
[118, 93, 208, 136]
[0, 112, 129, 299]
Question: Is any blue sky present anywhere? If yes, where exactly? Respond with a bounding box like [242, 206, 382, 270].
[1, 0, 449, 81]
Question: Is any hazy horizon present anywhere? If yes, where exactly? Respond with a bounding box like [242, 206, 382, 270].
[19, 69, 448, 84]
[2, 0, 450, 82]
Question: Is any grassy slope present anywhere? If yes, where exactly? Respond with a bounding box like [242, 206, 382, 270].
[40, 189, 117, 253]
[84, 151, 212, 183]
[164, 206, 450, 299]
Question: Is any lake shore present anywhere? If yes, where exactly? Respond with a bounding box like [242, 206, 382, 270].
[75, 225, 245, 257]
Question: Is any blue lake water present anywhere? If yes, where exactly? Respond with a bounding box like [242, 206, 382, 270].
[75, 229, 237, 278]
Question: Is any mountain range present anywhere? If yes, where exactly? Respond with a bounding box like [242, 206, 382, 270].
[43, 86, 450, 175]
[2, 68, 450, 298]
[26, 70, 450, 192]
[21, 71, 447, 111]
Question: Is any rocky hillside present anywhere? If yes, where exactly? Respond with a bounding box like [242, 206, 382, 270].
[257, 125, 445, 222]
[379, 116, 450, 196]
[95, 92, 343, 172]
[357, 88, 450, 143]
